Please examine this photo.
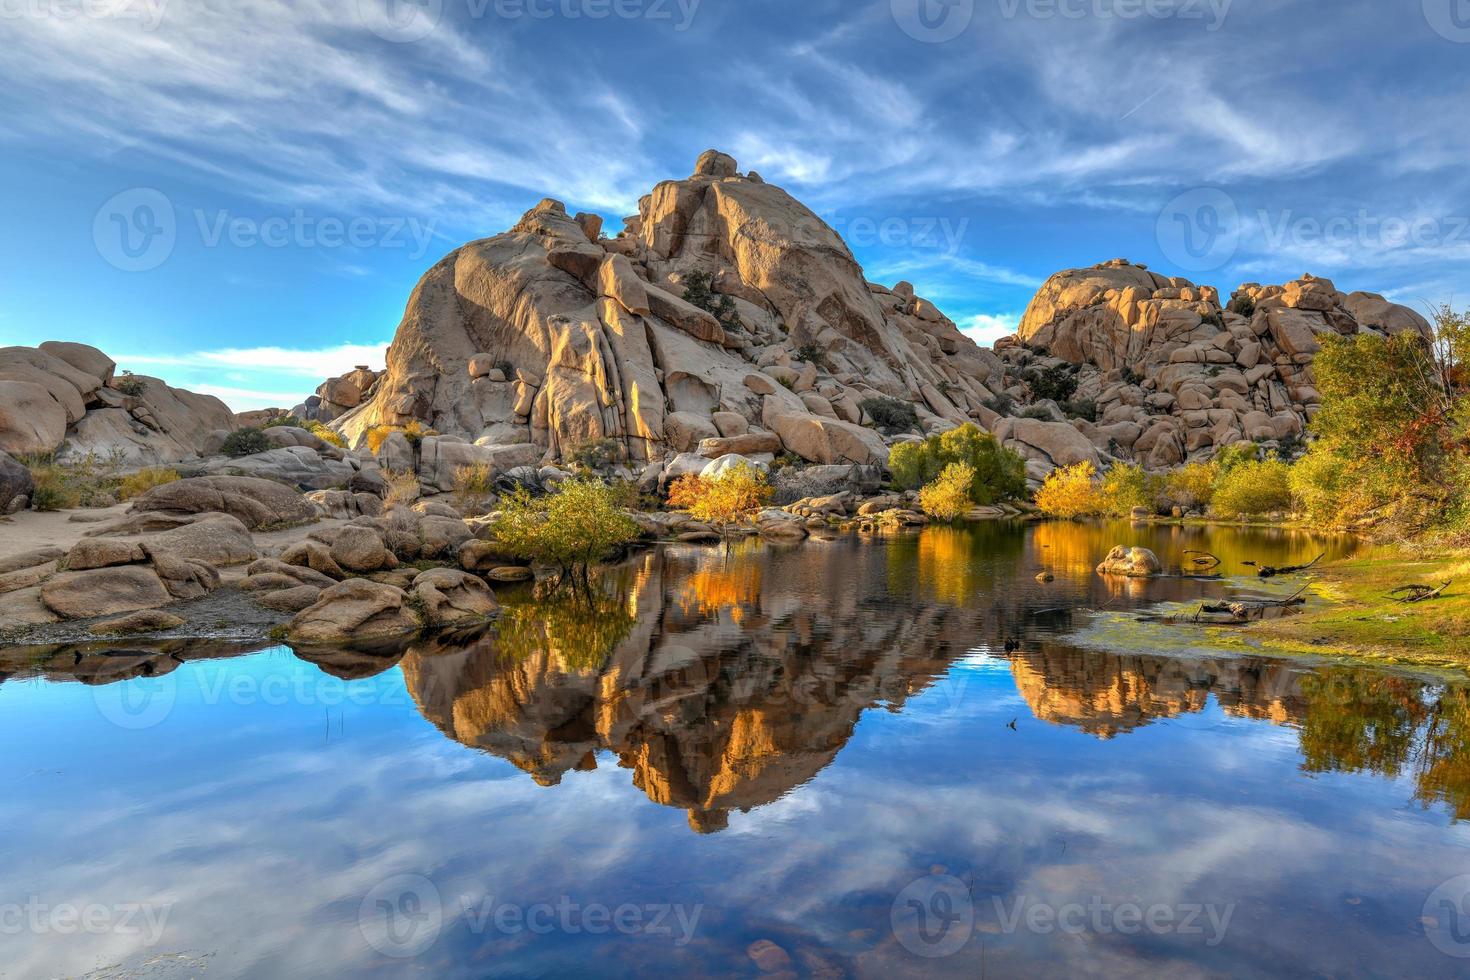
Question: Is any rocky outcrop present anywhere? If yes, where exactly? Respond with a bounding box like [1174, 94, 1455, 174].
[0, 451, 32, 513]
[0, 343, 234, 464]
[1004, 261, 1431, 468]
[328, 152, 1012, 481]
[127, 476, 320, 530]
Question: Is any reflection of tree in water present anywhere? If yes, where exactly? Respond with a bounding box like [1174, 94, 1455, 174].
[493, 580, 638, 673]
[887, 522, 1026, 605]
[1008, 643, 1470, 822]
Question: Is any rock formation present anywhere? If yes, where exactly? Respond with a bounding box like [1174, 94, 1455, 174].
[329, 151, 1010, 483]
[0, 343, 234, 464]
[317, 156, 1429, 486]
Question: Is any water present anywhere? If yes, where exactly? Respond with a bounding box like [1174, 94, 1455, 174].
[3, 522, 1468, 978]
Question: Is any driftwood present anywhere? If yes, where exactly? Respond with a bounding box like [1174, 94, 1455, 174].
[1183, 550, 1223, 571]
[1191, 585, 1310, 624]
[1243, 553, 1326, 579]
[1391, 581, 1454, 604]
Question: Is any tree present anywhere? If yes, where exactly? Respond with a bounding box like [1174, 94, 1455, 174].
[918, 462, 975, 522]
[493, 477, 640, 587]
[1034, 462, 1102, 519]
[888, 424, 1027, 505]
[666, 462, 774, 527]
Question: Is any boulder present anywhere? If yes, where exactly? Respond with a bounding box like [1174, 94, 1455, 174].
[287, 580, 424, 644]
[88, 610, 185, 636]
[0, 450, 35, 512]
[0, 380, 68, 456]
[329, 525, 392, 574]
[40, 566, 173, 619]
[765, 409, 889, 466]
[410, 568, 499, 626]
[201, 446, 356, 492]
[1096, 546, 1162, 578]
[129, 476, 318, 530]
[256, 586, 323, 614]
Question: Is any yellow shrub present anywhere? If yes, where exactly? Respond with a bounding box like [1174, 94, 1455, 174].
[452, 462, 496, 515]
[1163, 461, 1217, 511]
[305, 421, 346, 448]
[1034, 462, 1103, 518]
[667, 462, 774, 525]
[918, 462, 975, 522]
[383, 469, 422, 505]
[117, 467, 180, 501]
[365, 420, 436, 456]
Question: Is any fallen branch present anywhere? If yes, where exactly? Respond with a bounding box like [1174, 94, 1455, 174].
[1246, 553, 1326, 579]
[1392, 581, 1453, 604]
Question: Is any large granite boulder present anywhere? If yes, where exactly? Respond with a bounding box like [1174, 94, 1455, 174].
[128, 476, 318, 530]
[0, 450, 33, 512]
[288, 580, 424, 645]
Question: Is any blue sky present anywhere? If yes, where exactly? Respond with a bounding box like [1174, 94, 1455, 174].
[2, 0, 1467, 410]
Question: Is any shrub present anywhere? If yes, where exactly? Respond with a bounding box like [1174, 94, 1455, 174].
[452, 462, 496, 515]
[28, 465, 80, 511]
[568, 437, 621, 471]
[493, 477, 640, 579]
[263, 415, 303, 429]
[1019, 405, 1054, 421]
[118, 468, 180, 501]
[366, 420, 436, 456]
[305, 421, 346, 448]
[384, 469, 422, 506]
[1061, 399, 1098, 423]
[1120, 366, 1145, 387]
[1034, 462, 1103, 519]
[114, 371, 147, 397]
[221, 428, 270, 458]
[1024, 364, 1079, 403]
[681, 270, 742, 333]
[1227, 294, 1256, 318]
[860, 396, 919, 435]
[887, 424, 1028, 506]
[1211, 457, 1294, 518]
[1099, 463, 1161, 516]
[1162, 462, 1217, 511]
[666, 462, 774, 526]
[983, 393, 1015, 416]
[794, 344, 823, 365]
[919, 463, 975, 522]
[1213, 442, 1260, 474]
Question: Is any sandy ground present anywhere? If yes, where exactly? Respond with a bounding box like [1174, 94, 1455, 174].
[0, 503, 132, 561]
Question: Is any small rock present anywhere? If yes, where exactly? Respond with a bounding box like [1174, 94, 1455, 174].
[88, 610, 185, 635]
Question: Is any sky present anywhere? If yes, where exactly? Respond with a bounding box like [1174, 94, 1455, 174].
[1, 0, 1467, 410]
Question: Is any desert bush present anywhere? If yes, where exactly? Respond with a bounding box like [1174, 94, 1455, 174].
[681, 270, 742, 333]
[1024, 364, 1079, 404]
[1161, 461, 1217, 511]
[1099, 463, 1162, 515]
[887, 424, 1027, 505]
[794, 343, 823, 365]
[567, 437, 621, 472]
[1227, 294, 1256, 318]
[1211, 457, 1294, 518]
[451, 462, 496, 515]
[384, 469, 422, 506]
[493, 477, 640, 580]
[23, 452, 129, 511]
[305, 421, 345, 448]
[114, 371, 147, 397]
[1034, 462, 1103, 519]
[263, 416, 303, 429]
[28, 464, 79, 512]
[983, 393, 1015, 416]
[118, 467, 180, 501]
[1061, 399, 1098, 423]
[860, 396, 919, 435]
[918, 462, 975, 522]
[366, 420, 436, 456]
[1018, 405, 1055, 421]
[667, 462, 774, 526]
[221, 428, 270, 458]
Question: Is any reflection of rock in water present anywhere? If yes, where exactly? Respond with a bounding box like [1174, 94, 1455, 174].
[401, 546, 968, 832]
[1006, 644, 1308, 738]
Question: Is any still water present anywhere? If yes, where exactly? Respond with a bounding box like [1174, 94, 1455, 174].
[3, 522, 1468, 978]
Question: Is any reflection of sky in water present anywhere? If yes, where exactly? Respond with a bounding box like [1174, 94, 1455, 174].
[2, 524, 1468, 978]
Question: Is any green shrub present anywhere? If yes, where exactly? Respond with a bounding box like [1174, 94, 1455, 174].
[263, 415, 303, 429]
[794, 344, 823, 365]
[1161, 462, 1217, 511]
[1210, 457, 1294, 518]
[493, 477, 640, 579]
[983, 393, 1015, 416]
[1024, 364, 1079, 403]
[919, 463, 975, 522]
[666, 462, 774, 526]
[1227, 294, 1256, 318]
[1061, 399, 1098, 423]
[681, 271, 741, 333]
[567, 437, 621, 471]
[452, 462, 497, 515]
[221, 428, 270, 458]
[114, 371, 148, 397]
[860, 396, 919, 435]
[1019, 405, 1054, 421]
[887, 423, 1027, 505]
[1099, 463, 1162, 516]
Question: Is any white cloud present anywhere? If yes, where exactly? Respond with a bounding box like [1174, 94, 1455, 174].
[960, 312, 1022, 345]
[116, 342, 391, 378]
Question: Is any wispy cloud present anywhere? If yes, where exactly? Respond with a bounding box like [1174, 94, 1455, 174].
[117, 343, 391, 378]
[959, 312, 1023, 345]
